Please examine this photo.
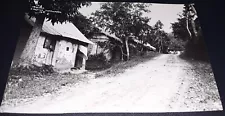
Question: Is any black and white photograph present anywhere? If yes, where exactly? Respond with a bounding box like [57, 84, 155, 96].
[0, 1, 223, 113]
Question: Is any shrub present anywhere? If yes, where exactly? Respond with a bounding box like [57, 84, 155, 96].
[183, 36, 209, 62]
[8, 64, 55, 83]
[86, 53, 112, 70]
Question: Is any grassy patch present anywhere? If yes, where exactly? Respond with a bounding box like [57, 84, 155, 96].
[93, 51, 160, 78]
[179, 51, 210, 63]
[2, 66, 88, 105]
[188, 60, 216, 89]
[182, 58, 222, 110]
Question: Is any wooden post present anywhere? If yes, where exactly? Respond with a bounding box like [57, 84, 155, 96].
[81, 57, 86, 70]
[96, 44, 98, 55]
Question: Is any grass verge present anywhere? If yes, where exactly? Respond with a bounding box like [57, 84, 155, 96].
[2, 66, 89, 106]
[180, 54, 222, 110]
[93, 51, 160, 78]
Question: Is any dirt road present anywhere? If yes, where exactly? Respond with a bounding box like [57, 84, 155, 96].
[0, 54, 223, 113]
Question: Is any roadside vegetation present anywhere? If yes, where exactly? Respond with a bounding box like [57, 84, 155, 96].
[2, 65, 88, 106]
[173, 4, 221, 109]
[86, 53, 112, 71]
[179, 58, 222, 110]
[172, 4, 209, 62]
[90, 51, 160, 78]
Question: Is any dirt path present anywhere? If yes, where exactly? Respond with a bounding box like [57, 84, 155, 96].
[0, 54, 223, 113]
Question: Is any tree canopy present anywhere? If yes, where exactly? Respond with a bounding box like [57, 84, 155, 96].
[26, 0, 91, 24]
[171, 4, 200, 42]
[90, 2, 154, 60]
[171, 4, 208, 61]
[91, 2, 179, 55]
[72, 12, 101, 39]
[90, 2, 151, 39]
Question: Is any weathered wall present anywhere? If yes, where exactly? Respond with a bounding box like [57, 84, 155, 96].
[51, 40, 60, 66]
[12, 20, 53, 66]
[14, 26, 80, 71]
[33, 35, 52, 66]
[12, 19, 85, 71]
[53, 40, 78, 71]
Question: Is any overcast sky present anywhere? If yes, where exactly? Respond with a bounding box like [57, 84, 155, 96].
[79, 2, 184, 33]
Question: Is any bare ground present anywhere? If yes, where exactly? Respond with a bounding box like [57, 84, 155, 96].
[0, 54, 223, 113]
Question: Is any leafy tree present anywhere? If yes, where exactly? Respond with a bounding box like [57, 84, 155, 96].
[153, 20, 164, 30]
[171, 4, 208, 61]
[171, 16, 190, 41]
[172, 4, 199, 42]
[19, 0, 91, 67]
[148, 20, 170, 53]
[167, 33, 185, 51]
[72, 12, 101, 39]
[90, 2, 151, 61]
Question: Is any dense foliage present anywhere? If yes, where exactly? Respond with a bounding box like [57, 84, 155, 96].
[171, 4, 208, 61]
[26, 0, 91, 24]
[148, 20, 171, 53]
[72, 12, 101, 38]
[167, 33, 186, 51]
[90, 2, 178, 57]
[90, 2, 153, 60]
[86, 53, 112, 70]
[91, 2, 151, 38]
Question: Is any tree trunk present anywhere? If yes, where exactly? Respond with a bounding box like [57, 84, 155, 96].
[190, 4, 198, 36]
[188, 4, 198, 44]
[189, 5, 198, 44]
[190, 19, 198, 44]
[96, 44, 98, 55]
[186, 13, 192, 38]
[190, 21, 197, 36]
[141, 39, 144, 54]
[124, 37, 130, 61]
[161, 39, 163, 53]
[190, 4, 197, 15]
[19, 14, 45, 67]
[119, 46, 124, 61]
[158, 39, 162, 53]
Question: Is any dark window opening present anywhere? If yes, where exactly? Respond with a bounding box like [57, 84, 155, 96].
[66, 47, 69, 51]
[43, 37, 56, 51]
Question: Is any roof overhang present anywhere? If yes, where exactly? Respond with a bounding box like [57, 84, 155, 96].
[24, 14, 94, 45]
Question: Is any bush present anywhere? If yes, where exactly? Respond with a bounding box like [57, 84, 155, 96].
[4, 64, 55, 89]
[8, 64, 55, 81]
[86, 53, 112, 70]
[183, 37, 209, 62]
[87, 53, 108, 62]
